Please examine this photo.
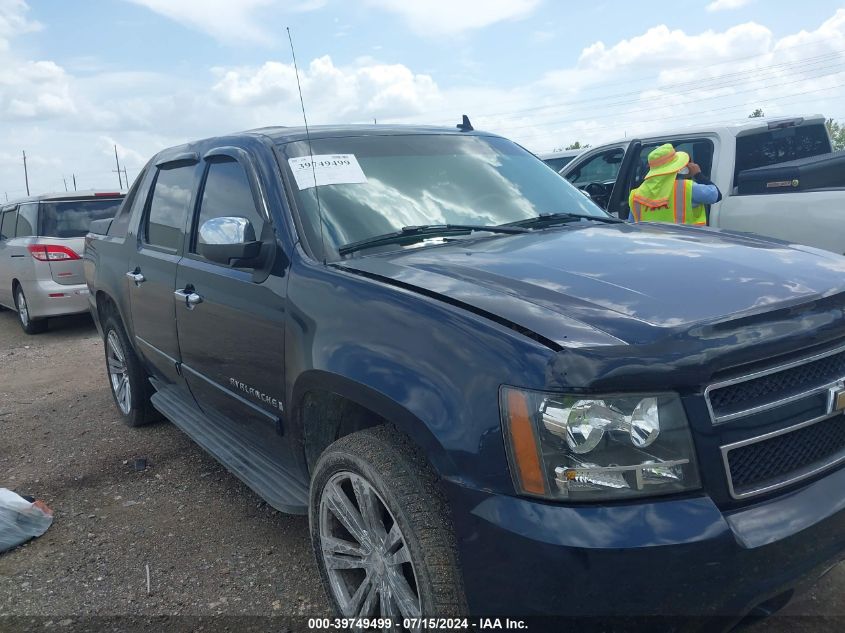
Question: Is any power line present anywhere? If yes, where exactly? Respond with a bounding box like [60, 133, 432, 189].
[492, 69, 845, 135]
[515, 95, 844, 150]
[409, 52, 845, 133]
[461, 51, 845, 123]
[511, 87, 845, 150]
[387, 34, 845, 122]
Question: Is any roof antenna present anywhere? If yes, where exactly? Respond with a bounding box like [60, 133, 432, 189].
[287, 26, 328, 264]
[457, 114, 474, 132]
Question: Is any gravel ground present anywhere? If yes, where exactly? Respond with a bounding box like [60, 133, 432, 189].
[0, 309, 328, 629]
[0, 308, 844, 632]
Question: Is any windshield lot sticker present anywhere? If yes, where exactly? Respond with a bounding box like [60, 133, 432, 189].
[289, 154, 367, 190]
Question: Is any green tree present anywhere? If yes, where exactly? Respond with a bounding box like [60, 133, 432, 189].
[748, 108, 765, 118]
[825, 118, 845, 151]
[564, 141, 591, 150]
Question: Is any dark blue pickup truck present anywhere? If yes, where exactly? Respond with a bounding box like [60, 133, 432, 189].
[84, 124, 845, 625]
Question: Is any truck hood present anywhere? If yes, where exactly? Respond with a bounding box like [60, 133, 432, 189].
[339, 223, 845, 382]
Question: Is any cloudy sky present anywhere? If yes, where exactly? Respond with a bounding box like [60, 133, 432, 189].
[1, 0, 844, 198]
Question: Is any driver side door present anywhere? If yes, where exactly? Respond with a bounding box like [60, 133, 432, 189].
[608, 137, 716, 221]
[174, 145, 288, 450]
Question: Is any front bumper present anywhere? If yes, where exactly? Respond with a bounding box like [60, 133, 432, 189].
[444, 463, 845, 620]
[20, 279, 91, 319]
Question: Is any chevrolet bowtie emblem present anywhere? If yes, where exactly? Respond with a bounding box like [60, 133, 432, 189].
[830, 384, 845, 414]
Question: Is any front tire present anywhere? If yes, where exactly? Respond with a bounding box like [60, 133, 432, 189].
[102, 314, 158, 427]
[310, 427, 467, 622]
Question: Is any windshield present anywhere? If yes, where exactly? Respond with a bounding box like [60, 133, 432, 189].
[281, 134, 606, 260]
[39, 198, 123, 238]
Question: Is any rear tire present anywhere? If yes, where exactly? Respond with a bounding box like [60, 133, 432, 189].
[310, 426, 467, 621]
[102, 313, 158, 427]
[14, 286, 47, 335]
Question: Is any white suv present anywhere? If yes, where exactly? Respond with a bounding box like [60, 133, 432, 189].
[0, 192, 123, 334]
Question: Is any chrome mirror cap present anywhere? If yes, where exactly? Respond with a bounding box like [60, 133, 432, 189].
[199, 216, 254, 245]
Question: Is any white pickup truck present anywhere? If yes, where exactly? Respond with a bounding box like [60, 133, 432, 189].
[558, 115, 845, 255]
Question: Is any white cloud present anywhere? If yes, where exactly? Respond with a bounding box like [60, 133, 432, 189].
[774, 7, 845, 56]
[706, 0, 752, 11]
[125, 0, 326, 44]
[3, 2, 845, 199]
[364, 0, 542, 35]
[385, 10, 845, 153]
[99, 136, 147, 168]
[212, 55, 443, 121]
[126, 0, 276, 44]
[577, 21, 772, 72]
[0, 59, 76, 120]
[0, 0, 40, 50]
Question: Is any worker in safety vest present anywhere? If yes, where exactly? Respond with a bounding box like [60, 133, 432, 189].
[628, 143, 721, 225]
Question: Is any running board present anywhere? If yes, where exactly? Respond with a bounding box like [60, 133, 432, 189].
[149, 382, 309, 514]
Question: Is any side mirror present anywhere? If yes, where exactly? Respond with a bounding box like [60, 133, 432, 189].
[197, 216, 262, 266]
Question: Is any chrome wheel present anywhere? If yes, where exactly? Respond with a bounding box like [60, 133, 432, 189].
[16, 290, 29, 327]
[107, 330, 132, 414]
[319, 471, 422, 620]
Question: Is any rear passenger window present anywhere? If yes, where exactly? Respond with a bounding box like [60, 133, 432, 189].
[145, 165, 195, 251]
[0, 207, 17, 240]
[15, 204, 38, 237]
[193, 159, 264, 256]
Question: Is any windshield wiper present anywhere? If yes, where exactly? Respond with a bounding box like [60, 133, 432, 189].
[338, 224, 528, 256]
[503, 212, 623, 229]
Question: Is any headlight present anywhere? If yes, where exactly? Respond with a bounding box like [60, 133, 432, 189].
[501, 387, 700, 501]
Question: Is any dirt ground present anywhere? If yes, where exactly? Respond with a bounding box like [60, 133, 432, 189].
[0, 308, 844, 632]
[0, 309, 328, 629]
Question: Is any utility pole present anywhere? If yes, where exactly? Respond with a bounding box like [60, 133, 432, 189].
[72, 174, 77, 191]
[113, 144, 123, 189]
[4, 192, 7, 202]
[122, 166, 129, 187]
[63, 177, 68, 192]
[22, 150, 30, 196]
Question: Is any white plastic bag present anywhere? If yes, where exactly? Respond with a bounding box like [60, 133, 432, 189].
[0, 488, 53, 553]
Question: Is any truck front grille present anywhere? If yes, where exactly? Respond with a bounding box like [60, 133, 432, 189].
[724, 414, 845, 498]
[707, 347, 845, 422]
[705, 342, 845, 499]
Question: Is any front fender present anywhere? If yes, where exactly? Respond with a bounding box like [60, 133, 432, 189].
[285, 254, 552, 494]
[291, 368, 456, 479]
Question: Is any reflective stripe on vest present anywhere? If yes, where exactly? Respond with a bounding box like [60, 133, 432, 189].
[630, 179, 707, 225]
[673, 180, 686, 224]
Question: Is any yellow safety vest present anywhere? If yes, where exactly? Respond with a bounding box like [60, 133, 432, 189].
[628, 178, 707, 225]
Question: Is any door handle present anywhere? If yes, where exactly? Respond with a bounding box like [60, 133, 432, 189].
[126, 271, 146, 285]
[174, 289, 203, 310]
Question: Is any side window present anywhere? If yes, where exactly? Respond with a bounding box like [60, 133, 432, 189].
[0, 207, 17, 240]
[144, 165, 195, 251]
[192, 158, 264, 257]
[15, 203, 38, 237]
[566, 149, 625, 187]
[632, 139, 714, 186]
